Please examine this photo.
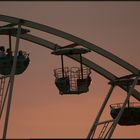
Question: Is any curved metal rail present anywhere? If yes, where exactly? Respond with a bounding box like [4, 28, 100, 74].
[0, 14, 139, 75]
[0, 14, 140, 101]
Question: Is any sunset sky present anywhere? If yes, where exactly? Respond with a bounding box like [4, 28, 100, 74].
[0, 1, 140, 139]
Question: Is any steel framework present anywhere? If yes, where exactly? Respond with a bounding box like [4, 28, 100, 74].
[0, 15, 140, 139]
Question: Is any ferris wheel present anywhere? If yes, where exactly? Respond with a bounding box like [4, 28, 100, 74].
[0, 15, 140, 139]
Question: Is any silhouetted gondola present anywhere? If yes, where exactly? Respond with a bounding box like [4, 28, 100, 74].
[52, 44, 92, 95]
[0, 25, 30, 75]
[0, 52, 30, 75]
[110, 102, 140, 125]
[110, 78, 140, 126]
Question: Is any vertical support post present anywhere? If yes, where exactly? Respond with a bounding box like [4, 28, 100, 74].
[0, 77, 6, 112]
[127, 83, 130, 108]
[9, 33, 12, 50]
[87, 84, 115, 139]
[0, 77, 11, 120]
[61, 55, 64, 78]
[2, 20, 22, 139]
[107, 76, 139, 139]
[79, 53, 83, 79]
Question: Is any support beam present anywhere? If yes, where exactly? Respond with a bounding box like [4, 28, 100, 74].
[2, 20, 22, 139]
[87, 85, 115, 139]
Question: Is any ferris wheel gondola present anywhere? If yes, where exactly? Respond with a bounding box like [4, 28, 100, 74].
[52, 43, 92, 95]
[110, 78, 140, 126]
[0, 26, 30, 75]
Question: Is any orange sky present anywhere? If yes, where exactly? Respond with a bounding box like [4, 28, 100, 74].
[0, 1, 140, 139]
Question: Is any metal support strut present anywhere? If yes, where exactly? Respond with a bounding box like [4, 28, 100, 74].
[0, 77, 6, 112]
[2, 20, 22, 139]
[87, 85, 115, 139]
[0, 76, 11, 120]
[87, 75, 139, 139]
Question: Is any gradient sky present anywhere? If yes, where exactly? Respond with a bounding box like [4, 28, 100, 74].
[0, 1, 140, 139]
